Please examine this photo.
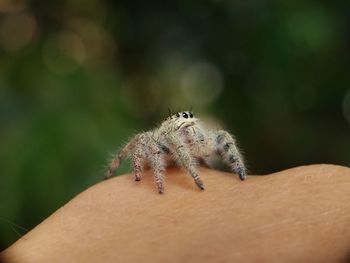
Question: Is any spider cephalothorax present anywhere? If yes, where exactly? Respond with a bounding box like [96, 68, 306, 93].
[106, 111, 247, 193]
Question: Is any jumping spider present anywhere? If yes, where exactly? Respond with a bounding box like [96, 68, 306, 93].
[105, 111, 247, 193]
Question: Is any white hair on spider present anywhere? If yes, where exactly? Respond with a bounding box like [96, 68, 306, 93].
[105, 111, 247, 193]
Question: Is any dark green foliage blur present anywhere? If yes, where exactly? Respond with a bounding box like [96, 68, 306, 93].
[1, 0, 349, 249]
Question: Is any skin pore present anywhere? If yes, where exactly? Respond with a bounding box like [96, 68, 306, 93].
[1, 164, 350, 263]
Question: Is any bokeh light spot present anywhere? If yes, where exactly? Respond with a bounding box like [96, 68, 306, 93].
[67, 18, 116, 65]
[0, 0, 27, 13]
[42, 31, 85, 75]
[180, 62, 223, 106]
[0, 13, 37, 52]
[286, 8, 334, 50]
[64, 0, 107, 24]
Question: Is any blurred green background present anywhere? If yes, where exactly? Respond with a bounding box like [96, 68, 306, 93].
[1, 0, 349, 250]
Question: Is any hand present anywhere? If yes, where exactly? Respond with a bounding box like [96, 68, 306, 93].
[2, 164, 350, 263]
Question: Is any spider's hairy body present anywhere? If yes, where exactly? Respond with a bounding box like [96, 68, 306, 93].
[106, 111, 247, 193]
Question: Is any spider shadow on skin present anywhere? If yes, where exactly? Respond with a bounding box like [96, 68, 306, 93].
[203, 155, 248, 181]
[214, 166, 247, 181]
[165, 165, 204, 192]
[137, 163, 246, 194]
[138, 165, 204, 193]
[106, 162, 246, 195]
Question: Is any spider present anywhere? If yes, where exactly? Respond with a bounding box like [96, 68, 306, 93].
[105, 111, 247, 193]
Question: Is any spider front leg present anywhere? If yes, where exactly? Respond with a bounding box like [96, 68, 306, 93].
[165, 134, 205, 190]
[106, 133, 147, 181]
[215, 130, 247, 180]
[130, 133, 153, 182]
[132, 133, 166, 193]
[105, 141, 133, 179]
[147, 142, 166, 193]
[132, 145, 145, 182]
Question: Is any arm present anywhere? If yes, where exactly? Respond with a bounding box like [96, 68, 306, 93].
[2, 164, 350, 263]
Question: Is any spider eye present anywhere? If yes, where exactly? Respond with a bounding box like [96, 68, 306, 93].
[182, 112, 188, 118]
[189, 112, 193, 118]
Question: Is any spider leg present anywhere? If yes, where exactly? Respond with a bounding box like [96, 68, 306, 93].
[105, 140, 134, 179]
[215, 130, 247, 180]
[165, 134, 204, 190]
[132, 145, 145, 181]
[147, 142, 166, 193]
[130, 132, 154, 181]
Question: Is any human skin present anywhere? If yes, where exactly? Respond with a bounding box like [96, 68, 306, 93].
[1, 164, 350, 263]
